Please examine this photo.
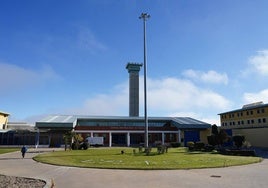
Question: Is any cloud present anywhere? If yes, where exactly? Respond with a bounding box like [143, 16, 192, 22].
[65, 81, 129, 116]
[67, 77, 231, 125]
[183, 69, 228, 85]
[77, 27, 107, 53]
[243, 50, 268, 76]
[147, 77, 231, 111]
[243, 89, 268, 104]
[0, 62, 61, 93]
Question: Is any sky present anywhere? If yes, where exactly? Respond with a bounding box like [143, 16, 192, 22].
[1, 0, 268, 125]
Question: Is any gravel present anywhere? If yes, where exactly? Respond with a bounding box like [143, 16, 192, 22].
[0, 174, 46, 188]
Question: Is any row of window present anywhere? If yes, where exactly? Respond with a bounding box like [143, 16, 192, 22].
[221, 108, 266, 119]
[222, 118, 267, 126]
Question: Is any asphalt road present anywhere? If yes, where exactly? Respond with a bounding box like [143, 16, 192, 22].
[0, 148, 267, 188]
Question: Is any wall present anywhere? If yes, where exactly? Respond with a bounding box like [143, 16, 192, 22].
[233, 128, 268, 148]
[0, 113, 9, 129]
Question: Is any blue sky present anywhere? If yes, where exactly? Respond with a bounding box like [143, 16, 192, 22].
[1, 0, 268, 125]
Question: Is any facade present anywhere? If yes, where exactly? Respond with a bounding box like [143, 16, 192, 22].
[35, 115, 211, 147]
[0, 111, 9, 130]
[0, 122, 38, 146]
[219, 101, 268, 148]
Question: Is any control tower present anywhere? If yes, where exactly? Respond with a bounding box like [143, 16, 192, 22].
[126, 63, 143, 117]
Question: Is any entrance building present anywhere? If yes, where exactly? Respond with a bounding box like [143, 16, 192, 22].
[36, 115, 211, 147]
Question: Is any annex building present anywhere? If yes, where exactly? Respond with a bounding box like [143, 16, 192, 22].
[219, 101, 268, 148]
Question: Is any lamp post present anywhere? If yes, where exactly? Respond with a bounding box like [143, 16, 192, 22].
[139, 13, 150, 148]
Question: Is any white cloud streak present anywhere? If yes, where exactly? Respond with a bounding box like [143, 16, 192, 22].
[243, 50, 268, 76]
[243, 89, 268, 104]
[0, 62, 61, 93]
[249, 50, 268, 75]
[183, 69, 228, 85]
[69, 77, 231, 125]
[77, 27, 107, 53]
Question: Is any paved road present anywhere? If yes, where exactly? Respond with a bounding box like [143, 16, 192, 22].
[0, 148, 268, 188]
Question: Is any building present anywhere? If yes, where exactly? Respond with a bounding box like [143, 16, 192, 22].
[0, 111, 9, 130]
[0, 122, 38, 146]
[219, 101, 268, 148]
[35, 115, 211, 147]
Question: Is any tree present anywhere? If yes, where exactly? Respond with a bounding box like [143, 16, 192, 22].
[63, 131, 73, 151]
[207, 125, 230, 147]
[71, 133, 84, 150]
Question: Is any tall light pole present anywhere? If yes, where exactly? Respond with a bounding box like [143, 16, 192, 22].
[139, 13, 150, 148]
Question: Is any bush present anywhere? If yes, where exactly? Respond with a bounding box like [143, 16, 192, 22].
[170, 142, 181, 148]
[187, 142, 195, 151]
[194, 142, 205, 151]
[79, 142, 89, 150]
[233, 135, 245, 149]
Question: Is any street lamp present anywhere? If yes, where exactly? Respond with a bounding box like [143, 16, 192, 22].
[139, 13, 150, 149]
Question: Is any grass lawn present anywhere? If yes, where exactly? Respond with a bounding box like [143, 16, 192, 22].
[0, 148, 19, 154]
[33, 147, 262, 170]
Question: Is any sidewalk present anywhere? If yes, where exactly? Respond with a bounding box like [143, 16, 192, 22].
[0, 148, 268, 188]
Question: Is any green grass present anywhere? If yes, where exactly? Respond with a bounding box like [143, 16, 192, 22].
[33, 147, 262, 170]
[0, 148, 19, 154]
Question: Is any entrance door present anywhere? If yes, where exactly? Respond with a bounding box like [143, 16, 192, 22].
[184, 130, 200, 146]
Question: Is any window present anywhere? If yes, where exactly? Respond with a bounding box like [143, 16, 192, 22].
[241, 120, 244, 125]
[258, 119, 261, 123]
[263, 118, 266, 123]
[257, 109, 260, 114]
[238, 121, 240, 125]
[247, 120, 250, 124]
[250, 111, 253, 115]
[261, 109, 265, 113]
[241, 112, 243, 116]
[247, 111, 249, 115]
[251, 120, 254, 124]
[237, 113, 240, 117]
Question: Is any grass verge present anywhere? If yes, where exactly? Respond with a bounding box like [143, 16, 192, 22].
[33, 147, 262, 170]
[0, 148, 19, 154]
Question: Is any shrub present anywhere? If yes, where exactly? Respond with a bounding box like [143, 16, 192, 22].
[170, 142, 181, 148]
[187, 142, 195, 151]
[194, 142, 205, 151]
[233, 135, 245, 149]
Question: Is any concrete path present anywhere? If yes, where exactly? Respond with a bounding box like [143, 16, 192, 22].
[0, 148, 268, 188]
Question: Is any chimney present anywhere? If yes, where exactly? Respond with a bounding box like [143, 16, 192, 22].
[126, 63, 143, 117]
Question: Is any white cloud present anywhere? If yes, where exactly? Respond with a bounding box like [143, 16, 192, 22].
[183, 69, 228, 85]
[77, 27, 107, 53]
[66, 82, 129, 116]
[147, 77, 231, 111]
[244, 50, 268, 76]
[243, 89, 268, 104]
[69, 77, 231, 125]
[0, 62, 61, 93]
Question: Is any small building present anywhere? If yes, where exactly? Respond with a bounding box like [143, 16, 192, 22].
[0, 122, 38, 146]
[219, 101, 268, 148]
[35, 115, 211, 147]
[0, 111, 9, 130]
